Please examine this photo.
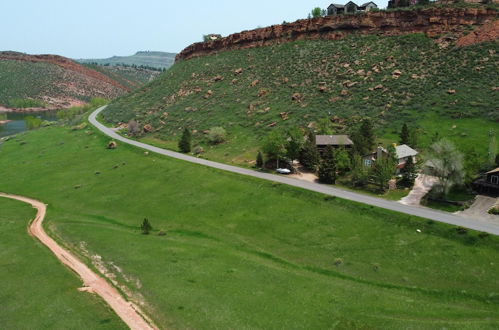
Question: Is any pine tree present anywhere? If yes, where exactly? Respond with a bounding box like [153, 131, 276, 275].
[299, 132, 320, 171]
[400, 156, 417, 187]
[360, 119, 375, 152]
[318, 146, 337, 184]
[178, 128, 192, 153]
[256, 151, 264, 168]
[141, 218, 152, 235]
[400, 123, 410, 145]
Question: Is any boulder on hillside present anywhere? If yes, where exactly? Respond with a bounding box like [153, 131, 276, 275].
[107, 141, 118, 149]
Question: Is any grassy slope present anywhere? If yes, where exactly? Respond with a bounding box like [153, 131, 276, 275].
[0, 60, 59, 105]
[0, 197, 125, 329]
[84, 64, 161, 90]
[1, 125, 499, 328]
[103, 34, 499, 166]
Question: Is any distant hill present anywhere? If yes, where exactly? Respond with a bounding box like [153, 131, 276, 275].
[82, 63, 162, 90]
[0, 51, 164, 110]
[78, 51, 176, 69]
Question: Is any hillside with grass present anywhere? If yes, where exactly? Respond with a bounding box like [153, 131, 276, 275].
[0, 52, 133, 110]
[1, 122, 499, 328]
[78, 51, 176, 69]
[83, 63, 162, 90]
[103, 26, 498, 167]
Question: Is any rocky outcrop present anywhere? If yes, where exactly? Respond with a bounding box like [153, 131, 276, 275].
[456, 19, 499, 47]
[176, 7, 498, 61]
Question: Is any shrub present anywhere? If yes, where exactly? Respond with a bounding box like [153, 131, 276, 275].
[207, 127, 227, 144]
[141, 218, 152, 235]
[488, 208, 499, 215]
[334, 258, 343, 266]
[24, 116, 43, 130]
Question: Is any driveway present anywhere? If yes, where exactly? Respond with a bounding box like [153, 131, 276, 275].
[89, 106, 499, 236]
[400, 174, 438, 206]
[457, 195, 499, 224]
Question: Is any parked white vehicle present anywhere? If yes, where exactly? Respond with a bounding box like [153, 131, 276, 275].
[276, 168, 291, 175]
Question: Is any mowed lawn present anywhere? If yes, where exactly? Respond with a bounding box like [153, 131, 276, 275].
[0, 197, 126, 329]
[1, 126, 499, 329]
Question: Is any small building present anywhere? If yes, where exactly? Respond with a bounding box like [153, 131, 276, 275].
[316, 135, 354, 152]
[472, 168, 499, 196]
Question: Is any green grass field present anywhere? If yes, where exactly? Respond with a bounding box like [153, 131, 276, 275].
[0, 197, 125, 329]
[1, 124, 499, 328]
[103, 33, 499, 167]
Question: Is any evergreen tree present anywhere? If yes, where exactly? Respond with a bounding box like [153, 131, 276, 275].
[371, 146, 397, 192]
[318, 146, 337, 184]
[400, 123, 410, 145]
[178, 128, 192, 153]
[360, 119, 375, 152]
[352, 118, 375, 156]
[141, 218, 152, 235]
[256, 151, 264, 168]
[299, 131, 320, 171]
[400, 156, 417, 187]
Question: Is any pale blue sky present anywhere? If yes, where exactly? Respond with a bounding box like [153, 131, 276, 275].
[1, 0, 388, 59]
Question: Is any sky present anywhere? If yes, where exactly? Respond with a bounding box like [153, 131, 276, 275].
[1, 0, 389, 59]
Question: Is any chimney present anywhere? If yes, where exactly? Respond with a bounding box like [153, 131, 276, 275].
[377, 145, 383, 160]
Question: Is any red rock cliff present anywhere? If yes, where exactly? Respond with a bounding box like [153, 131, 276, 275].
[176, 7, 498, 61]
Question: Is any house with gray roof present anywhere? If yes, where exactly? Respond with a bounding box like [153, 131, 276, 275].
[363, 144, 418, 172]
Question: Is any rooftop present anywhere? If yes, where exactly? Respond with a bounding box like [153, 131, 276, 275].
[395, 144, 418, 159]
[316, 135, 354, 146]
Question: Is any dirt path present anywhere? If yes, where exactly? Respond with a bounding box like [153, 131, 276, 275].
[0, 193, 157, 330]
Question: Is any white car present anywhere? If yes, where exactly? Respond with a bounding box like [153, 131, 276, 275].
[276, 168, 291, 175]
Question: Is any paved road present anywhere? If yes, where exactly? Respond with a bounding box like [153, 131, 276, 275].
[0, 193, 157, 330]
[90, 106, 499, 236]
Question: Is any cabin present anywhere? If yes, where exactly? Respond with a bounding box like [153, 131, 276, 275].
[316, 135, 354, 152]
[328, 2, 378, 15]
[363, 144, 418, 172]
[472, 168, 499, 196]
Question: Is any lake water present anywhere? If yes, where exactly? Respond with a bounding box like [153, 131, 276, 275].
[0, 111, 58, 138]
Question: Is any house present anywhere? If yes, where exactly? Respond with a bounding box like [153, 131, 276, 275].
[395, 144, 418, 169]
[327, 4, 346, 15]
[472, 168, 499, 196]
[328, 2, 377, 15]
[363, 144, 418, 171]
[316, 135, 354, 152]
[358, 2, 378, 11]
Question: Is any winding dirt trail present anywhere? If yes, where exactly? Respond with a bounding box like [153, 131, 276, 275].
[0, 193, 157, 330]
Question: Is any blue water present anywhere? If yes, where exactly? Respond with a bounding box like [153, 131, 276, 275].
[0, 111, 58, 138]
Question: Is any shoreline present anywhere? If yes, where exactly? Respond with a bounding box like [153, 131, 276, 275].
[0, 120, 12, 125]
[0, 106, 60, 113]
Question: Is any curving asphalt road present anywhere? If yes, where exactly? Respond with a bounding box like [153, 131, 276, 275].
[90, 106, 499, 236]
